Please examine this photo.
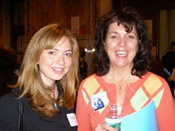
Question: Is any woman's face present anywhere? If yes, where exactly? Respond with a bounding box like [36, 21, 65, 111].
[38, 36, 72, 86]
[104, 22, 139, 69]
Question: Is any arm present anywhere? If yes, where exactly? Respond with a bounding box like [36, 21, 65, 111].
[168, 68, 175, 81]
[76, 82, 91, 131]
[156, 81, 175, 131]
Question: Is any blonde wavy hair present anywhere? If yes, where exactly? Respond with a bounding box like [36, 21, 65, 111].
[14, 24, 79, 117]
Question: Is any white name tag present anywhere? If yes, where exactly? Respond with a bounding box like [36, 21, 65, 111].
[91, 92, 109, 111]
[66, 113, 78, 127]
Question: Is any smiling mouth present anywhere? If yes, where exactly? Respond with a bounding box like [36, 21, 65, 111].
[115, 51, 127, 56]
[52, 67, 64, 73]
[54, 68, 63, 71]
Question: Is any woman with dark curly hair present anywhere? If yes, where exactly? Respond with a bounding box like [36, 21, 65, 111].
[76, 7, 175, 131]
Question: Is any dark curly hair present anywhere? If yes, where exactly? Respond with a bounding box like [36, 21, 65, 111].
[94, 7, 152, 77]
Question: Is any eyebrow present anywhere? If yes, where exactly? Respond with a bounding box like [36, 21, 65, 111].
[109, 31, 137, 36]
[108, 31, 119, 35]
[52, 48, 72, 52]
[64, 50, 72, 52]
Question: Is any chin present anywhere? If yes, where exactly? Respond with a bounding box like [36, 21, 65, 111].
[52, 75, 64, 81]
[116, 63, 127, 67]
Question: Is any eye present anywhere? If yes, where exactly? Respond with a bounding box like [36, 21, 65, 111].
[65, 52, 72, 57]
[48, 51, 56, 55]
[128, 35, 135, 39]
[111, 35, 116, 39]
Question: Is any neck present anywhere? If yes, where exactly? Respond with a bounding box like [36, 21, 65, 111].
[112, 74, 131, 89]
[109, 66, 132, 80]
[108, 68, 132, 89]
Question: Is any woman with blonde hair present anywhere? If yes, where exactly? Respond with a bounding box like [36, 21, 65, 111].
[0, 24, 79, 131]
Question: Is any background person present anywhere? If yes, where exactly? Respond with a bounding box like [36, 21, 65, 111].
[162, 41, 175, 97]
[149, 45, 164, 77]
[7, 47, 21, 76]
[162, 41, 175, 75]
[76, 7, 175, 131]
[79, 46, 88, 81]
[0, 48, 18, 97]
[0, 24, 79, 131]
[168, 68, 175, 97]
[168, 68, 175, 81]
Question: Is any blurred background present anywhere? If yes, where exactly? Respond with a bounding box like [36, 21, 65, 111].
[0, 0, 175, 78]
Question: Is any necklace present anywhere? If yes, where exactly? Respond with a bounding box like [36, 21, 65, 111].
[54, 102, 58, 110]
[110, 72, 132, 89]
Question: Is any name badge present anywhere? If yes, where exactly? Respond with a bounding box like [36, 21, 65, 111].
[91, 92, 109, 111]
[66, 113, 78, 127]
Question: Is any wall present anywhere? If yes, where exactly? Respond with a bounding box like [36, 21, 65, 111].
[24, 0, 92, 40]
[0, 0, 11, 49]
[0, 0, 3, 48]
[159, 9, 175, 57]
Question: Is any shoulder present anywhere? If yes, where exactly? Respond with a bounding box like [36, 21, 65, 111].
[79, 74, 100, 88]
[145, 72, 166, 81]
[142, 72, 170, 92]
[0, 93, 18, 109]
[143, 72, 167, 84]
[0, 93, 17, 103]
[81, 74, 101, 82]
[0, 93, 19, 118]
[78, 74, 106, 99]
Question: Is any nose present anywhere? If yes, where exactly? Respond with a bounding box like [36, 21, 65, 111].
[118, 37, 126, 47]
[56, 55, 64, 65]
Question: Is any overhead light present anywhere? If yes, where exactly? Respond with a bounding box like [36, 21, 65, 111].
[85, 48, 95, 53]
